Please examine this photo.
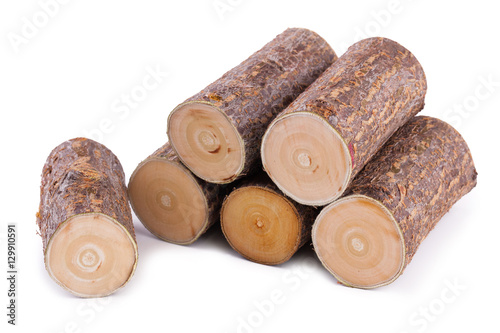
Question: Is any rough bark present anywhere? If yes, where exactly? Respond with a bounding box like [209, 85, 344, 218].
[221, 172, 318, 264]
[275, 37, 427, 182]
[168, 27, 337, 182]
[37, 138, 136, 252]
[129, 142, 227, 244]
[345, 116, 477, 270]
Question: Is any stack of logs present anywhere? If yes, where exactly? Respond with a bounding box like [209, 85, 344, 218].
[37, 28, 477, 296]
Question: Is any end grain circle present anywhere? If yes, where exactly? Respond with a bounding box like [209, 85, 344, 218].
[312, 195, 404, 288]
[76, 246, 102, 271]
[155, 190, 176, 211]
[221, 187, 301, 265]
[128, 159, 208, 244]
[168, 103, 244, 183]
[261, 112, 351, 206]
[45, 213, 137, 297]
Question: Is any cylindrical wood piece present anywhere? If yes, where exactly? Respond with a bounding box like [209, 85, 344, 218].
[221, 172, 317, 265]
[36, 138, 138, 297]
[128, 142, 226, 245]
[262, 37, 427, 206]
[168, 27, 337, 184]
[312, 116, 477, 288]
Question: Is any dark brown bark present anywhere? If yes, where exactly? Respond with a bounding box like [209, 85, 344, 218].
[168, 27, 337, 182]
[345, 116, 477, 269]
[129, 142, 227, 244]
[221, 172, 318, 264]
[37, 137, 136, 252]
[275, 37, 427, 182]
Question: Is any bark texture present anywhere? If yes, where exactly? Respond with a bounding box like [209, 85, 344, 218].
[223, 172, 318, 253]
[169, 27, 337, 181]
[131, 142, 227, 240]
[345, 116, 477, 268]
[276, 37, 427, 182]
[37, 138, 136, 252]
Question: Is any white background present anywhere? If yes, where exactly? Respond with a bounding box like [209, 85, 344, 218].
[1, 1, 498, 332]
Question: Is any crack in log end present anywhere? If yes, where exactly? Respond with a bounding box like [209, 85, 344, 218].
[208, 146, 221, 154]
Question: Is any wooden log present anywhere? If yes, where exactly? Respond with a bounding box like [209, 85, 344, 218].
[312, 116, 477, 289]
[128, 142, 226, 245]
[36, 138, 138, 297]
[167, 27, 337, 184]
[262, 37, 427, 206]
[220, 172, 317, 265]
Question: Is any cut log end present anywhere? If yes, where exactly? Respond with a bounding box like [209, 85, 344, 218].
[262, 112, 351, 206]
[221, 187, 301, 265]
[168, 102, 244, 183]
[45, 213, 138, 297]
[128, 158, 208, 244]
[312, 195, 404, 289]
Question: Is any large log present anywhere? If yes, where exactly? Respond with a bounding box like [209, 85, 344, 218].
[220, 172, 317, 265]
[36, 138, 138, 297]
[312, 116, 477, 289]
[262, 37, 427, 206]
[128, 142, 226, 245]
[167, 27, 337, 184]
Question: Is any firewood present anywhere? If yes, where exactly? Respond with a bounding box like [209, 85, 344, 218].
[221, 173, 316, 265]
[262, 37, 427, 206]
[37, 138, 138, 297]
[312, 116, 477, 288]
[128, 142, 226, 244]
[168, 28, 337, 183]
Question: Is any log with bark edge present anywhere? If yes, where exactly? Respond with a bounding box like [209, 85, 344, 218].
[312, 116, 477, 289]
[167, 27, 337, 184]
[220, 172, 317, 265]
[36, 138, 138, 297]
[261, 37, 427, 206]
[128, 142, 226, 245]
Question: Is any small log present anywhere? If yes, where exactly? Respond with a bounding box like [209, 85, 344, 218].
[168, 27, 337, 184]
[221, 172, 317, 265]
[36, 138, 138, 297]
[312, 116, 477, 289]
[128, 142, 226, 245]
[262, 37, 427, 206]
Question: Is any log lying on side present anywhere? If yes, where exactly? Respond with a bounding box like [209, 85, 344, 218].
[168, 27, 337, 184]
[312, 116, 477, 289]
[262, 37, 427, 206]
[36, 138, 138, 297]
[221, 172, 317, 265]
[128, 142, 226, 245]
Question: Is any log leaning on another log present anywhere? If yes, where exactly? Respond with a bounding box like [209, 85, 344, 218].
[312, 116, 477, 289]
[168, 27, 337, 184]
[37, 138, 138, 297]
[262, 37, 427, 206]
